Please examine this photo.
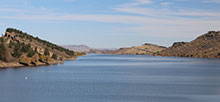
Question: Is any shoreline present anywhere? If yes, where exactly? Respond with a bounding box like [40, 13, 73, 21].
[89, 53, 220, 59]
[0, 57, 77, 69]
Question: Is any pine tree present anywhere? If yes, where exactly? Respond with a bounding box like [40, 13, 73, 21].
[0, 37, 6, 61]
[12, 42, 22, 58]
[52, 54, 57, 60]
[9, 40, 14, 48]
[44, 48, 50, 56]
[27, 49, 35, 57]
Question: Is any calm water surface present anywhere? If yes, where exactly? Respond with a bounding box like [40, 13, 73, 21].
[0, 54, 220, 102]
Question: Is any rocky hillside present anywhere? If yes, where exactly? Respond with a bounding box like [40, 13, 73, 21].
[94, 43, 166, 55]
[0, 28, 85, 68]
[158, 31, 220, 58]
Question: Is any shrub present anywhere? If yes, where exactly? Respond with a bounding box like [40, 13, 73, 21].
[21, 43, 31, 53]
[12, 42, 22, 58]
[9, 40, 14, 48]
[0, 37, 6, 61]
[51, 54, 57, 60]
[34, 46, 38, 53]
[44, 48, 50, 56]
[27, 49, 36, 57]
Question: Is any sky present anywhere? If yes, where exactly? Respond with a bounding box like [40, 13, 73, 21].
[0, 0, 220, 48]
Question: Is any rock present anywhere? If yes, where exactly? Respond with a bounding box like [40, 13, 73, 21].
[172, 42, 187, 48]
[19, 55, 31, 66]
[39, 55, 52, 64]
[31, 53, 39, 65]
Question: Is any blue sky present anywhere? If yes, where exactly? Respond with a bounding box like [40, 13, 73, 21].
[0, 0, 220, 48]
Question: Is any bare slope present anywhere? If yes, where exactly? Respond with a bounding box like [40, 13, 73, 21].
[62, 45, 91, 52]
[95, 43, 166, 55]
[158, 31, 220, 58]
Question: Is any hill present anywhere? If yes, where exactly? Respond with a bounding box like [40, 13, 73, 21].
[92, 43, 166, 55]
[0, 28, 85, 68]
[62, 45, 91, 53]
[157, 31, 220, 58]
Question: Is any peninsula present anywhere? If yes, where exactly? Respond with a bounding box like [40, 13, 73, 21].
[0, 28, 85, 68]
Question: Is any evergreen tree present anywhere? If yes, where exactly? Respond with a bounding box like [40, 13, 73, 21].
[0, 38, 6, 61]
[12, 42, 22, 58]
[27, 49, 35, 57]
[44, 48, 50, 56]
[9, 40, 14, 48]
[51, 54, 57, 60]
[21, 43, 31, 53]
[34, 46, 38, 53]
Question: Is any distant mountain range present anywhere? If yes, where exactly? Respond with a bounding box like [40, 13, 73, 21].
[90, 31, 220, 58]
[62, 45, 116, 53]
[62, 45, 92, 53]
[89, 43, 166, 55]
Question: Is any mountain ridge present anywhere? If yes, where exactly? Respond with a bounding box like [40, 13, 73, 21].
[157, 31, 220, 58]
[90, 31, 220, 59]
[90, 43, 166, 55]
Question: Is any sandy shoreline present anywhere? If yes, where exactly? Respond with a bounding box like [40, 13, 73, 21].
[0, 57, 77, 69]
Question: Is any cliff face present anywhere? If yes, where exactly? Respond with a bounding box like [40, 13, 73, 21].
[158, 31, 220, 58]
[0, 28, 84, 68]
[94, 43, 166, 55]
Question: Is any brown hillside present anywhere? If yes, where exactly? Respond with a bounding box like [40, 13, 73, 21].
[95, 43, 166, 55]
[158, 31, 220, 58]
[0, 28, 85, 68]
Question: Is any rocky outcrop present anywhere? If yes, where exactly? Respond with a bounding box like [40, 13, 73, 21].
[31, 54, 39, 64]
[0, 28, 82, 68]
[19, 55, 32, 66]
[172, 42, 187, 48]
[158, 31, 220, 58]
[39, 55, 53, 64]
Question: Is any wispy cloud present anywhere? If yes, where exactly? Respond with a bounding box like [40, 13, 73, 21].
[122, 0, 153, 6]
[114, 7, 220, 19]
[0, 0, 220, 45]
[1, 12, 219, 39]
[0, 8, 27, 12]
[160, 2, 171, 6]
[111, 1, 220, 39]
[203, 0, 220, 3]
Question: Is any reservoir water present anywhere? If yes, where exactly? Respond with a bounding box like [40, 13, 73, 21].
[0, 54, 220, 102]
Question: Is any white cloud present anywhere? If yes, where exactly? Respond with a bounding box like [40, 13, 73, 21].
[0, 8, 26, 12]
[138, 0, 152, 4]
[122, 0, 153, 6]
[203, 0, 220, 3]
[1, 12, 219, 39]
[114, 7, 220, 19]
[0, 0, 220, 42]
[160, 2, 171, 6]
